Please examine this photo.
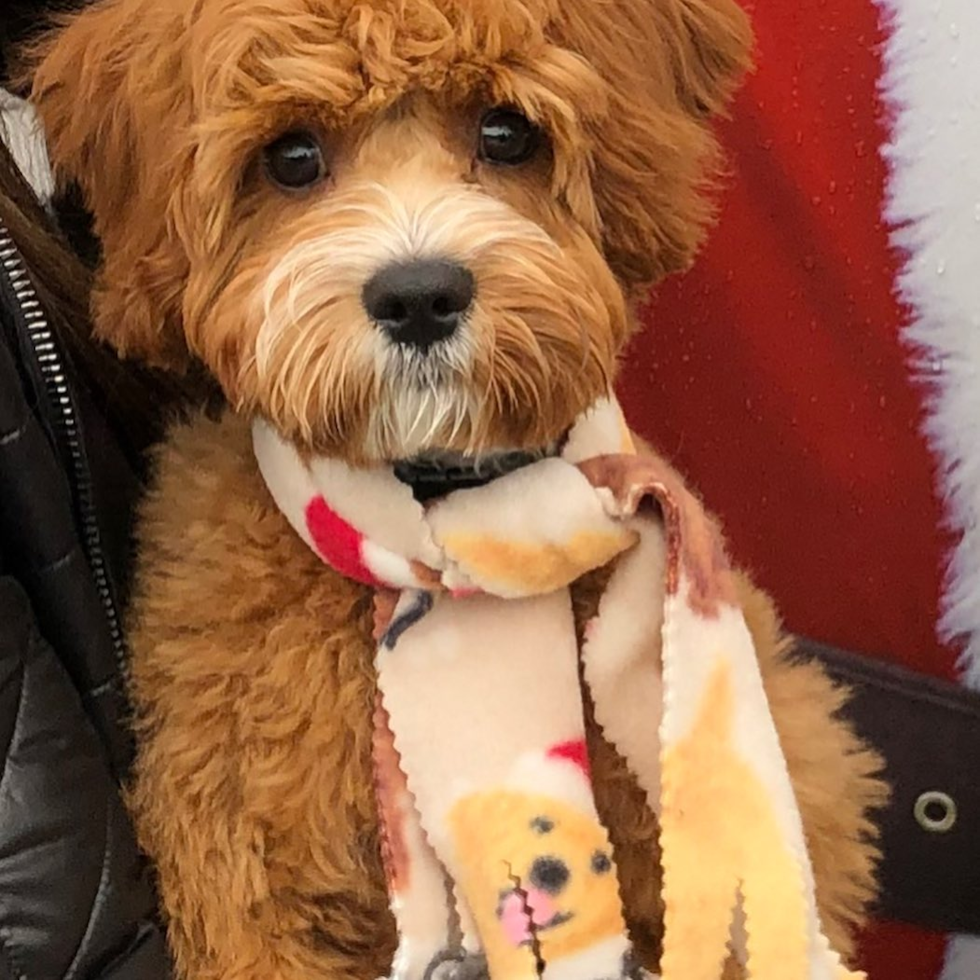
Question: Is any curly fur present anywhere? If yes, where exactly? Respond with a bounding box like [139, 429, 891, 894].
[127, 413, 884, 980]
[28, 0, 886, 977]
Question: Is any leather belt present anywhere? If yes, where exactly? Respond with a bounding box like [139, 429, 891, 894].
[799, 638, 980, 935]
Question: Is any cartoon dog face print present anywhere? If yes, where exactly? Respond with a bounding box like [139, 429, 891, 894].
[449, 790, 627, 980]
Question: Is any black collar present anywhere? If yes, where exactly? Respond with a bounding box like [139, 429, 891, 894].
[393, 449, 547, 503]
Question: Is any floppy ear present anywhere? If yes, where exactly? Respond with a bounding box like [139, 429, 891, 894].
[555, 0, 752, 289]
[654, 0, 753, 118]
[31, 1, 193, 370]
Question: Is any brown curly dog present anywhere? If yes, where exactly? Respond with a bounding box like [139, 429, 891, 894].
[31, 1, 885, 978]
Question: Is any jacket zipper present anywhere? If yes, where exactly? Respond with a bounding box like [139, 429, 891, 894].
[0, 219, 127, 675]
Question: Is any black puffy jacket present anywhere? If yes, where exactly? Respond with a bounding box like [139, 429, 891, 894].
[0, 218, 172, 979]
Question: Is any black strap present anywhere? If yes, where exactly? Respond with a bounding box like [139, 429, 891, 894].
[798, 637, 980, 935]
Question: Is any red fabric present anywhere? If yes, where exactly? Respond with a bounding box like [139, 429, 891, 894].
[306, 495, 381, 587]
[857, 921, 950, 979]
[618, 2, 957, 977]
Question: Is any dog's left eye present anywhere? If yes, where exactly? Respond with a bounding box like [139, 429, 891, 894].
[479, 108, 541, 166]
[263, 131, 327, 190]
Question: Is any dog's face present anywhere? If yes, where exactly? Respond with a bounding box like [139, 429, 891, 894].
[450, 790, 626, 973]
[32, 0, 750, 466]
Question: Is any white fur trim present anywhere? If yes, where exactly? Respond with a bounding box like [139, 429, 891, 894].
[939, 936, 980, 980]
[876, 0, 980, 686]
[876, 1, 980, 973]
[0, 90, 55, 202]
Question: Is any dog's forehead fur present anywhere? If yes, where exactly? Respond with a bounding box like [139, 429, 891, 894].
[187, 0, 610, 172]
[176, 0, 646, 226]
[193, 0, 560, 71]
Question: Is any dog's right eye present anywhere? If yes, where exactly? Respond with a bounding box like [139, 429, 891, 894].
[479, 108, 540, 166]
[263, 132, 326, 191]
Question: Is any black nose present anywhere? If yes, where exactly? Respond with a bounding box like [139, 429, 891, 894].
[528, 856, 570, 895]
[363, 260, 475, 350]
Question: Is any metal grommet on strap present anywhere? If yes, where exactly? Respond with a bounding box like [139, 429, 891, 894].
[913, 790, 958, 834]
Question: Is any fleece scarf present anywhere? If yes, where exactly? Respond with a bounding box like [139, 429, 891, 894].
[253, 396, 861, 980]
